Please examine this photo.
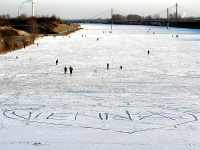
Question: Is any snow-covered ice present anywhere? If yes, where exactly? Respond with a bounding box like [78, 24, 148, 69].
[1, 24, 200, 149]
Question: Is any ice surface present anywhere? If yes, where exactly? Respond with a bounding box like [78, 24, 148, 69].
[1, 24, 200, 150]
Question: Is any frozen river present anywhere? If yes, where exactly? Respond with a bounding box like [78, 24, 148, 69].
[1, 24, 200, 150]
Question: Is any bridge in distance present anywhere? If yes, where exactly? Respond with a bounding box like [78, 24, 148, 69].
[65, 3, 200, 29]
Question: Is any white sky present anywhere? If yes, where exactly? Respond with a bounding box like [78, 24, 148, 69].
[0, 0, 199, 19]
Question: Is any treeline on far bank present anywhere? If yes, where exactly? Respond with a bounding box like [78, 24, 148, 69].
[67, 13, 200, 29]
[112, 14, 200, 29]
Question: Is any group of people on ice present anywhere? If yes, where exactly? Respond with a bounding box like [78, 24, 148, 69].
[64, 65, 73, 75]
[56, 59, 74, 75]
[106, 63, 123, 70]
[54, 48, 151, 76]
[56, 59, 126, 76]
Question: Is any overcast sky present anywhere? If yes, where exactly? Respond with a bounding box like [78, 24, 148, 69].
[0, 0, 199, 19]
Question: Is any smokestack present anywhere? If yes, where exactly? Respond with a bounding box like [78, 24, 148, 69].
[32, 0, 36, 17]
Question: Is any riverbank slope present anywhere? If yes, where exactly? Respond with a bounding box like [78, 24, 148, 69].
[0, 17, 80, 54]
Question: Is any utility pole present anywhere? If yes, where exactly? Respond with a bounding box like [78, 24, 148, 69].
[175, 3, 178, 21]
[167, 8, 169, 29]
[18, 7, 20, 17]
[110, 8, 113, 33]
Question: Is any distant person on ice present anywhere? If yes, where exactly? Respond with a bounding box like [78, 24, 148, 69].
[64, 66, 67, 74]
[148, 50, 150, 55]
[120, 66, 123, 70]
[56, 59, 59, 65]
[107, 63, 110, 70]
[69, 66, 73, 75]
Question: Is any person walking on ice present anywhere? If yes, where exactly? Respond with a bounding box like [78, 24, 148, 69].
[120, 66, 123, 70]
[64, 66, 67, 74]
[69, 66, 74, 75]
[147, 50, 150, 55]
[56, 59, 59, 65]
[107, 63, 110, 70]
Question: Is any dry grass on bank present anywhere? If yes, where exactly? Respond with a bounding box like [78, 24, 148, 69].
[0, 26, 33, 54]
